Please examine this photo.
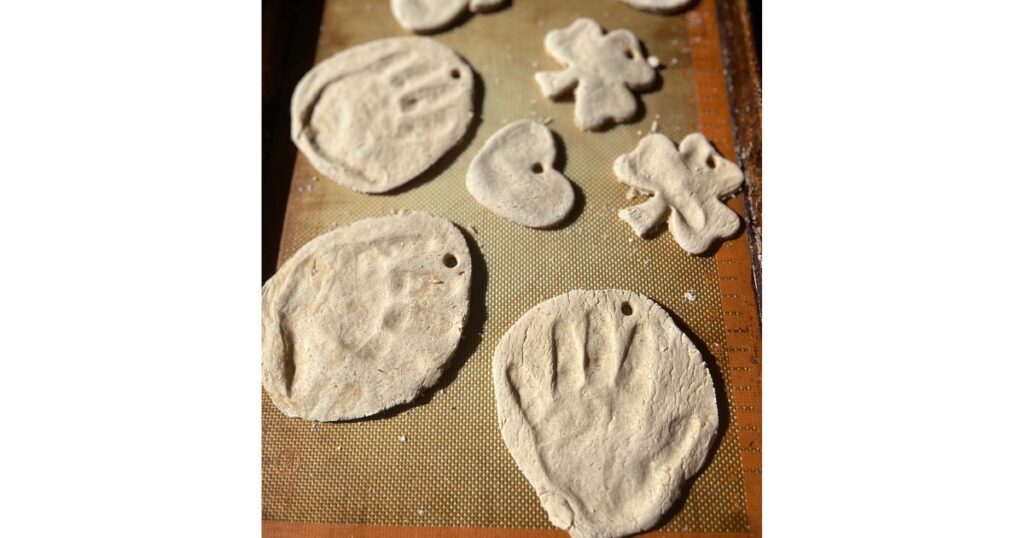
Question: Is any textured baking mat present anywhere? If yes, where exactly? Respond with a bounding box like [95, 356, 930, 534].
[264, 0, 754, 534]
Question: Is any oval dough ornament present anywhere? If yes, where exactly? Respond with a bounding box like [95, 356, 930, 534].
[262, 211, 472, 421]
[535, 18, 656, 131]
[619, 0, 696, 14]
[466, 120, 574, 228]
[493, 290, 718, 538]
[391, 0, 506, 33]
[291, 37, 475, 193]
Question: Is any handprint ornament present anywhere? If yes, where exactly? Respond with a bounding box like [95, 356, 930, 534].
[535, 18, 657, 131]
[291, 37, 475, 193]
[614, 133, 745, 255]
[262, 212, 472, 421]
[493, 290, 719, 538]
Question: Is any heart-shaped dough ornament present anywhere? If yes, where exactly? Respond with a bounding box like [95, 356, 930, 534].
[466, 120, 575, 228]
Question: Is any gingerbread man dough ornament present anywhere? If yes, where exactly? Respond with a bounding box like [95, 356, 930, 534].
[614, 133, 744, 255]
[535, 18, 656, 131]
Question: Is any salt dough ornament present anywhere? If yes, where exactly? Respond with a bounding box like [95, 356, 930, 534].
[262, 211, 472, 421]
[493, 289, 718, 538]
[391, 0, 506, 33]
[619, 0, 697, 14]
[291, 37, 474, 193]
[535, 18, 656, 131]
[466, 120, 574, 228]
[614, 133, 744, 254]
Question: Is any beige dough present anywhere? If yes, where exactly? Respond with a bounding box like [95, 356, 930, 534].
[262, 211, 472, 421]
[619, 0, 696, 14]
[291, 37, 474, 193]
[390, 0, 506, 33]
[614, 133, 744, 255]
[535, 18, 656, 131]
[493, 290, 718, 538]
[466, 120, 574, 228]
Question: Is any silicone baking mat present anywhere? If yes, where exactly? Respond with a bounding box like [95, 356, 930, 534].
[263, 0, 762, 536]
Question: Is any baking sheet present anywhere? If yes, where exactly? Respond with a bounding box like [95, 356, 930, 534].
[263, 0, 752, 533]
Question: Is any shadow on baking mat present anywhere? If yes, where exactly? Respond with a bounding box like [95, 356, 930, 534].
[382, 68, 487, 197]
[654, 301, 731, 529]
[344, 224, 489, 423]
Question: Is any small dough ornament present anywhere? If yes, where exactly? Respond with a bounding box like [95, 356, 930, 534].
[619, 0, 697, 14]
[535, 18, 656, 131]
[614, 133, 744, 254]
[493, 289, 718, 538]
[391, 0, 506, 33]
[291, 37, 474, 193]
[466, 120, 575, 228]
[262, 211, 472, 421]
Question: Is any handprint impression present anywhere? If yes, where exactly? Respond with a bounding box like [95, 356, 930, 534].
[614, 133, 745, 255]
[494, 290, 718, 538]
[291, 37, 475, 193]
[535, 18, 656, 131]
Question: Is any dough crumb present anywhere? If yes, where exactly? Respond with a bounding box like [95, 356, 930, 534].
[684, 290, 698, 303]
[651, 120, 659, 133]
[335, 445, 341, 452]
[417, 507, 425, 516]
[670, 57, 679, 65]
[627, 237, 635, 244]
[647, 55, 662, 68]
[541, 116, 554, 125]
[625, 187, 640, 200]
[398, 434, 407, 443]
[309, 422, 317, 432]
